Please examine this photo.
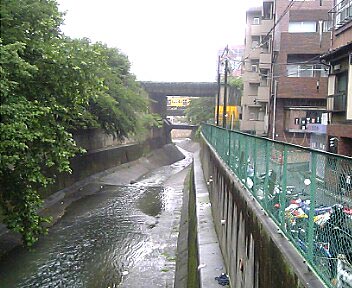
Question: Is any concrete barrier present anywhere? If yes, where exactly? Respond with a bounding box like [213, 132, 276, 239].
[42, 135, 167, 198]
[200, 135, 325, 288]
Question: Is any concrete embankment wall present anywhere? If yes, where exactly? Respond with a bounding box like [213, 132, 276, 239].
[43, 128, 167, 197]
[175, 165, 200, 288]
[199, 136, 324, 288]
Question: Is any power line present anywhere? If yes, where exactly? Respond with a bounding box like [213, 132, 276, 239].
[240, 54, 322, 65]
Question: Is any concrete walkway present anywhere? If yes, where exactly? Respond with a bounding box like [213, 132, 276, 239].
[193, 150, 227, 288]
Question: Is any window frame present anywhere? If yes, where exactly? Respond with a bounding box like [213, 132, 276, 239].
[288, 21, 317, 33]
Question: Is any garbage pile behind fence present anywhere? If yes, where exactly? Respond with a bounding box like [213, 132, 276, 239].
[202, 124, 352, 288]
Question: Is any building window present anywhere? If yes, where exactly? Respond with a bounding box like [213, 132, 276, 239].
[263, 2, 273, 20]
[248, 107, 259, 120]
[334, 0, 352, 28]
[288, 21, 317, 33]
[253, 17, 260, 25]
[323, 20, 333, 32]
[287, 64, 328, 77]
[251, 36, 260, 48]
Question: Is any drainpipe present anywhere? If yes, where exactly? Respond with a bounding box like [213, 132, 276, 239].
[319, 20, 323, 48]
[269, 0, 277, 139]
[272, 80, 278, 140]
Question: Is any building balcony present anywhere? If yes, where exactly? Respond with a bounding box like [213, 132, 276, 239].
[327, 93, 347, 112]
[277, 77, 328, 99]
[240, 119, 255, 132]
[329, 0, 352, 30]
[243, 71, 261, 83]
[258, 86, 270, 102]
[255, 120, 267, 135]
[240, 119, 267, 135]
[241, 95, 258, 105]
[280, 32, 331, 54]
[250, 19, 274, 35]
[246, 48, 260, 59]
[259, 53, 271, 70]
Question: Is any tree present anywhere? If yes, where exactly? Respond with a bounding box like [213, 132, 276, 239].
[185, 97, 215, 125]
[0, 39, 80, 245]
[88, 44, 157, 139]
[228, 76, 243, 91]
[0, 0, 156, 246]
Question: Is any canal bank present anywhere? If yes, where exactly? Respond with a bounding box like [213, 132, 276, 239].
[0, 143, 185, 258]
[0, 139, 226, 288]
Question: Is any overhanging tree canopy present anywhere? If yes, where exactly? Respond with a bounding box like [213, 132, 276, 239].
[0, 0, 158, 246]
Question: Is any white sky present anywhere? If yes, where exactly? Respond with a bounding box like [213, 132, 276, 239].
[58, 0, 262, 82]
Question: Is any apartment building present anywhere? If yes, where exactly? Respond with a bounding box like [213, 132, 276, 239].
[321, 0, 352, 157]
[242, 0, 333, 145]
[241, 5, 274, 136]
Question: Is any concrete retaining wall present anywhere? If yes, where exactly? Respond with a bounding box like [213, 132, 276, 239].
[43, 133, 167, 197]
[200, 136, 325, 288]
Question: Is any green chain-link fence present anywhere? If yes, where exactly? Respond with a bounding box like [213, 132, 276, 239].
[202, 124, 352, 287]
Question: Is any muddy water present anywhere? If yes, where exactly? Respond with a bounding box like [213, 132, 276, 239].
[0, 142, 193, 288]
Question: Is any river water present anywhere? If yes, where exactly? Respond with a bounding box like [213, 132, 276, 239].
[0, 141, 194, 288]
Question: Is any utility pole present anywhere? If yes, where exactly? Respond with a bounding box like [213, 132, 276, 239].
[216, 55, 221, 126]
[223, 57, 228, 128]
[222, 46, 229, 128]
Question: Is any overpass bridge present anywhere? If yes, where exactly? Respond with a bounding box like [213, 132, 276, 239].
[163, 118, 198, 131]
[140, 81, 217, 118]
[140, 81, 217, 97]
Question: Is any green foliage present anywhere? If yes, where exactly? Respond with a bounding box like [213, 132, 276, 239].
[132, 113, 163, 141]
[0, 0, 156, 246]
[88, 44, 152, 139]
[185, 97, 215, 125]
[228, 76, 243, 91]
[0, 98, 79, 246]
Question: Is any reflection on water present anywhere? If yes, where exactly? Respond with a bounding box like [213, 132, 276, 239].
[0, 144, 192, 288]
[137, 187, 164, 217]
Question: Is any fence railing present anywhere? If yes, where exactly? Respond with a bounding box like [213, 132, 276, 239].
[202, 124, 352, 287]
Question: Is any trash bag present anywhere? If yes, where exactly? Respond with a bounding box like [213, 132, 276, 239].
[215, 273, 229, 286]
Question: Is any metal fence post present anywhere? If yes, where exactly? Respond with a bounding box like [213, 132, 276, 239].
[252, 137, 257, 197]
[228, 130, 231, 167]
[210, 124, 213, 142]
[234, 134, 240, 175]
[264, 141, 271, 210]
[307, 152, 317, 263]
[244, 136, 249, 184]
[279, 145, 288, 230]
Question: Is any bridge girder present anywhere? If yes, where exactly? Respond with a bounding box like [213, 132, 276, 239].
[140, 81, 217, 98]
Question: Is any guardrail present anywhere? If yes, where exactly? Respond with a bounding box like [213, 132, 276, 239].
[201, 124, 352, 287]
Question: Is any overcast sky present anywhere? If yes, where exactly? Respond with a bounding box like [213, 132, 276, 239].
[58, 0, 262, 82]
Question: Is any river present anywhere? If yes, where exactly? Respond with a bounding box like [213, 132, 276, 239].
[0, 140, 195, 288]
